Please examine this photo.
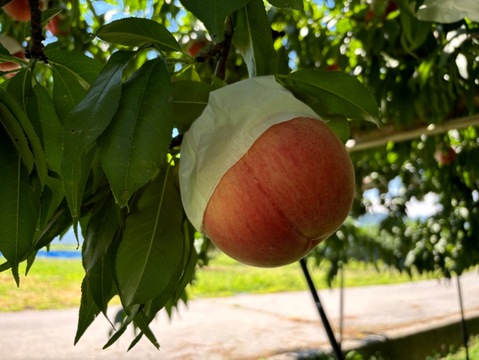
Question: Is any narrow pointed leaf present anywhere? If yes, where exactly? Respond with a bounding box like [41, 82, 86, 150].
[82, 198, 121, 273]
[277, 71, 380, 125]
[116, 166, 184, 307]
[130, 311, 160, 350]
[87, 254, 116, 316]
[98, 58, 173, 207]
[0, 89, 48, 186]
[29, 85, 63, 174]
[75, 276, 102, 344]
[0, 102, 34, 173]
[97, 18, 181, 52]
[6, 67, 32, 109]
[39, 176, 64, 228]
[103, 306, 140, 349]
[0, 131, 41, 285]
[233, 0, 278, 78]
[62, 51, 133, 222]
[34, 201, 72, 251]
[179, 0, 251, 40]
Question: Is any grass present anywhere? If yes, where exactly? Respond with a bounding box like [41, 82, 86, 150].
[0, 258, 84, 311]
[424, 335, 479, 360]
[187, 252, 430, 298]
[0, 251, 437, 312]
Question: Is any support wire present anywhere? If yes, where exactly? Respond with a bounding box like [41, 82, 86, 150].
[300, 258, 344, 360]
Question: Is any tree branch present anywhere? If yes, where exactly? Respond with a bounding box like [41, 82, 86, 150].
[26, 0, 48, 63]
[347, 114, 479, 152]
[213, 16, 234, 81]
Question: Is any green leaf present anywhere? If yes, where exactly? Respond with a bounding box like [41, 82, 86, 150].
[98, 58, 173, 207]
[45, 48, 104, 86]
[6, 67, 33, 108]
[0, 89, 48, 187]
[233, 0, 278, 77]
[75, 276, 102, 345]
[34, 200, 72, 251]
[116, 166, 185, 307]
[97, 18, 181, 52]
[47, 49, 104, 122]
[51, 65, 88, 122]
[267, 0, 303, 10]
[399, 12, 431, 51]
[277, 70, 380, 125]
[0, 102, 34, 173]
[325, 116, 350, 144]
[130, 311, 160, 350]
[24, 8, 63, 37]
[87, 252, 116, 316]
[38, 176, 65, 232]
[0, 130, 41, 285]
[172, 220, 198, 300]
[179, 0, 251, 41]
[82, 198, 121, 273]
[171, 80, 211, 132]
[45, 46, 103, 124]
[28, 85, 63, 175]
[103, 305, 140, 349]
[62, 51, 134, 222]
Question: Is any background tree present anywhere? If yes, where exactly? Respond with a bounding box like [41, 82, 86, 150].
[0, 0, 477, 349]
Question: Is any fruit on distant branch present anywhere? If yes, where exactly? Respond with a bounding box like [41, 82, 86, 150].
[46, 13, 69, 36]
[179, 77, 355, 268]
[364, 0, 398, 23]
[385, 0, 398, 16]
[187, 38, 208, 57]
[0, 35, 25, 77]
[2, 0, 45, 22]
[326, 63, 340, 71]
[434, 145, 456, 166]
[364, 9, 376, 23]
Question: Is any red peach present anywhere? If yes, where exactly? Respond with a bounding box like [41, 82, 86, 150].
[0, 36, 25, 78]
[326, 63, 340, 71]
[2, 0, 45, 22]
[434, 146, 456, 166]
[203, 117, 355, 267]
[46, 13, 69, 37]
[187, 39, 207, 57]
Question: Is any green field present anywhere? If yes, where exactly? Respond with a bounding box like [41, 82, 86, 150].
[0, 251, 433, 312]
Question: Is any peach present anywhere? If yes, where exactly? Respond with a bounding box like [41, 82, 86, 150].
[0, 35, 25, 78]
[187, 39, 208, 57]
[46, 13, 69, 37]
[202, 117, 355, 267]
[179, 76, 355, 267]
[3, 0, 45, 22]
[434, 145, 456, 166]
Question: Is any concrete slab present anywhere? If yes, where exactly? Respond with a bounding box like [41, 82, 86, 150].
[0, 271, 477, 359]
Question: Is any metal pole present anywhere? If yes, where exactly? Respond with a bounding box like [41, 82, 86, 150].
[456, 275, 469, 360]
[299, 258, 344, 360]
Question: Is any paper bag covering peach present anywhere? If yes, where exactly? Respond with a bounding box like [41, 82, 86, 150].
[179, 76, 355, 267]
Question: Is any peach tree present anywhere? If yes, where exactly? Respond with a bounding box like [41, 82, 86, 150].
[0, 0, 477, 349]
